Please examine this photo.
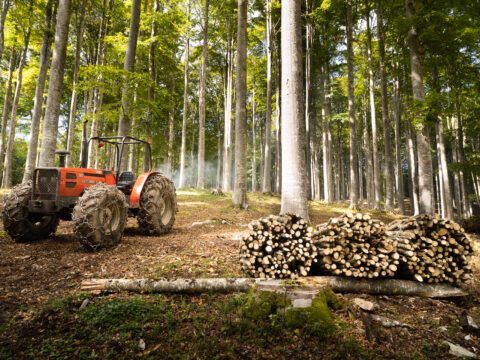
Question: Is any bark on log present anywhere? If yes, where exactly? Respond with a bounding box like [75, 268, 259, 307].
[80, 276, 468, 298]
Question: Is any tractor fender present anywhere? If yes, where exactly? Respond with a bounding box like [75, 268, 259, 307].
[129, 172, 159, 209]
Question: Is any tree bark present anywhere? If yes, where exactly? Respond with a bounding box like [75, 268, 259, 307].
[274, 48, 281, 194]
[322, 60, 333, 203]
[280, 0, 308, 220]
[2, 29, 30, 188]
[117, 0, 141, 171]
[405, 0, 434, 215]
[216, 101, 222, 188]
[346, 0, 358, 208]
[393, 73, 405, 215]
[366, 3, 381, 209]
[304, 0, 312, 199]
[38, 0, 72, 167]
[0, 0, 10, 60]
[196, 0, 209, 188]
[262, 0, 273, 194]
[222, 35, 233, 191]
[364, 104, 374, 208]
[65, 0, 87, 168]
[166, 74, 175, 177]
[233, 0, 247, 208]
[377, 0, 394, 211]
[0, 47, 16, 185]
[81, 277, 467, 298]
[251, 60, 257, 192]
[23, 0, 56, 182]
[179, 0, 190, 188]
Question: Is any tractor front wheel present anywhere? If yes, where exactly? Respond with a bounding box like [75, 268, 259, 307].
[72, 183, 127, 251]
[137, 174, 177, 235]
[1, 181, 58, 242]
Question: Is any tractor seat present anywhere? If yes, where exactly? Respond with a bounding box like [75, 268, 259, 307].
[117, 171, 135, 187]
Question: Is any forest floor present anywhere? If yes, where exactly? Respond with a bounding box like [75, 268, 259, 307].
[0, 189, 479, 359]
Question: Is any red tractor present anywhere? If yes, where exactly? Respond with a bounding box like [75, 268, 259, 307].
[1, 120, 177, 250]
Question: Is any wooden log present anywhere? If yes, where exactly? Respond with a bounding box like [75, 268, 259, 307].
[81, 276, 468, 298]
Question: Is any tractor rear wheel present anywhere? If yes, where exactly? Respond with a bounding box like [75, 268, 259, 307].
[1, 181, 58, 242]
[72, 183, 127, 251]
[137, 174, 177, 235]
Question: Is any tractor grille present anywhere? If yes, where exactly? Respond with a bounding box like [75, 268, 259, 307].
[34, 169, 59, 200]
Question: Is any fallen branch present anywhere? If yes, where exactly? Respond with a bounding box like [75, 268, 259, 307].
[81, 276, 468, 298]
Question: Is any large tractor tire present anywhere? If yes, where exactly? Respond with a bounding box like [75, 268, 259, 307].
[137, 174, 177, 235]
[1, 181, 58, 242]
[72, 183, 127, 251]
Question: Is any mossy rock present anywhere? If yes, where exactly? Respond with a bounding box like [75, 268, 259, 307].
[241, 291, 291, 320]
[285, 294, 337, 336]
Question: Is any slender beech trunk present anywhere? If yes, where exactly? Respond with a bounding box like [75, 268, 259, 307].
[377, 0, 394, 210]
[456, 101, 471, 218]
[280, 0, 308, 220]
[65, 0, 87, 167]
[222, 36, 233, 191]
[0, 48, 16, 185]
[39, 0, 72, 167]
[117, 0, 141, 171]
[233, 0, 247, 208]
[274, 49, 281, 194]
[88, 0, 110, 168]
[366, 3, 381, 209]
[393, 73, 405, 214]
[322, 60, 333, 203]
[405, 0, 434, 214]
[303, 0, 311, 199]
[450, 115, 462, 219]
[262, 0, 272, 193]
[23, 0, 56, 181]
[358, 115, 364, 205]
[432, 67, 453, 219]
[197, 0, 209, 188]
[251, 61, 257, 192]
[364, 104, 374, 208]
[0, 0, 10, 60]
[179, 0, 190, 188]
[2, 29, 30, 188]
[166, 75, 175, 177]
[346, 0, 358, 207]
[216, 102, 222, 188]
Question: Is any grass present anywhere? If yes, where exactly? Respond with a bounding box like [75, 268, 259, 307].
[1, 291, 376, 360]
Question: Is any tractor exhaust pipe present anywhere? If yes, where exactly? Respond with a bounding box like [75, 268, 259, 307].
[80, 120, 88, 168]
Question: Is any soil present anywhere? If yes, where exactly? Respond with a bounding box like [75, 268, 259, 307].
[1, 189, 479, 359]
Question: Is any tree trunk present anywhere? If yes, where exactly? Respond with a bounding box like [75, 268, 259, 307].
[233, 0, 247, 208]
[393, 74, 405, 215]
[117, 0, 141, 171]
[366, 4, 381, 209]
[179, 0, 190, 188]
[38, 0, 72, 167]
[280, 0, 308, 220]
[216, 102, 222, 188]
[166, 75, 175, 177]
[23, 0, 56, 181]
[346, 0, 358, 208]
[0, 0, 10, 60]
[197, 0, 209, 188]
[377, 0, 394, 211]
[65, 0, 86, 168]
[364, 104, 374, 208]
[262, 0, 272, 193]
[303, 0, 311, 199]
[2, 29, 30, 188]
[274, 49, 281, 194]
[0, 47, 16, 185]
[322, 61, 334, 203]
[251, 60, 257, 192]
[81, 277, 466, 298]
[222, 36, 233, 191]
[405, 0, 434, 215]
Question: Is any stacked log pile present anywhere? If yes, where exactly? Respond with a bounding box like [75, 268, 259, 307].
[311, 213, 399, 278]
[387, 214, 473, 283]
[239, 214, 317, 279]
